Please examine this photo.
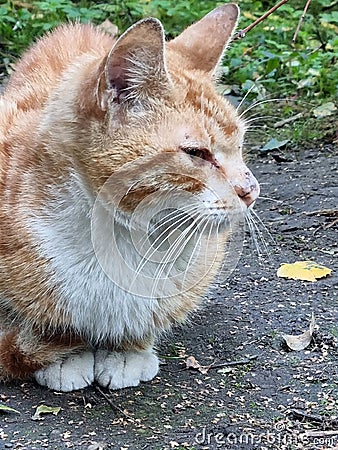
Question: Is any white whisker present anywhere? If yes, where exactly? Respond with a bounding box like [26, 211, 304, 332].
[130, 206, 201, 290]
[150, 211, 203, 298]
[137, 202, 200, 252]
[181, 216, 211, 289]
[239, 97, 287, 120]
[236, 81, 261, 112]
[244, 115, 279, 125]
[249, 208, 276, 245]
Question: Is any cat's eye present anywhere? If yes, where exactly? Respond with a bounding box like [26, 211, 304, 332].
[181, 147, 212, 162]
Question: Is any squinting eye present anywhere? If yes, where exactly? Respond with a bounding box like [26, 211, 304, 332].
[181, 147, 212, 161]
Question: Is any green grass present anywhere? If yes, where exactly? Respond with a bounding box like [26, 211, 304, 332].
[0, 0, 336, 144]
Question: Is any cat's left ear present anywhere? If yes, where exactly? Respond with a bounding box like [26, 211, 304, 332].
[168, 3, 239, 75]
[99, 18, 171, 111]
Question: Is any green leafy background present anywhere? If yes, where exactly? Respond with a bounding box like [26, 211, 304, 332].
[0, 0, 337, 143]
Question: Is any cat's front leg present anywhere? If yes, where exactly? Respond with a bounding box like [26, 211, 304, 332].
[94, 348, 159, 389]
[34, 351, 95, 392]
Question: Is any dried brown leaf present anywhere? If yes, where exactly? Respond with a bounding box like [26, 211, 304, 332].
[185, 356, 211, 374]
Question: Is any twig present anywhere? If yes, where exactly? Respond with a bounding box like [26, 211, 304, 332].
[304, 208, 338, 217]
[94, 385, 135, 422]
[306, 430, 338, 437]
[324, 217, 338, 229]
[210, 355, 258, 369]
[292, 0, 313, 43]
[289, 409, 338, 426]
[234, 0, 290, 40]
[274, 113, 303, 128]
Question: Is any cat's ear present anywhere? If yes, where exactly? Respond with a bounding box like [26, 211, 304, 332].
[169, 3, 239, 74]
[99, 18, 171, 110]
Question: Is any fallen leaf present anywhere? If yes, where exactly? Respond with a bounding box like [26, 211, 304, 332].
[185, 355, 200, 369]
[185, 356, 211, 374]
[313, 102, 337, 119]
[0, 403, 20, 414]
[260, 138, 289, 153]
[32, 404, 61, 420]
[282, 313, 316, 351]
[277, 260, 332, 282]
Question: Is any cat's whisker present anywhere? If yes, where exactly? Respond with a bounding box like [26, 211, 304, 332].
[136, 202, 199, 252]
[244, 114, 279, 126]
[181, 216, 211, 289]
[239, 94, 276, 115]
[236, 81, 261, 112]
[245, 213, 263, 257]
[246, 210, 273, 260]
[249, 207, 276, 245]
[204, 214, 216, 268]
[239, 97, 287, 120]
[244, 125, 266, 130]
[150, 211, 204, 298]
[131, 206, 201, 289]
[138, 200, 202, 251]
[131, 213, 198, 285]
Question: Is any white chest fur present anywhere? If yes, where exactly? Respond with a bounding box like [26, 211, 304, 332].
[27, 172, 202, 345]
[27, 172, 166, 344]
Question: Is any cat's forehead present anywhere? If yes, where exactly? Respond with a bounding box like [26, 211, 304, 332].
[151, 105, 243, 154]
[153, 120, 211, 149]
[165, 69, 243, 139]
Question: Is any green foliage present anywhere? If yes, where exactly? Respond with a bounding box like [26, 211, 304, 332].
[0, 0, 337, 103]
[224, 1, 338, 101]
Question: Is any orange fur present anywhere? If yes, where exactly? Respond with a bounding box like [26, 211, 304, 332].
[0, 4, 259, 387]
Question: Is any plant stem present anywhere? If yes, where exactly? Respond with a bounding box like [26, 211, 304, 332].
[292, 0, 313, 43]
[234, 0, 290, 40]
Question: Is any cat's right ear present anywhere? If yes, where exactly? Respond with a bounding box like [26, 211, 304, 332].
[98, 18, 171, 111]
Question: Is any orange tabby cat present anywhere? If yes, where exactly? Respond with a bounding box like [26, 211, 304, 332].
[0, 4, 259, 391]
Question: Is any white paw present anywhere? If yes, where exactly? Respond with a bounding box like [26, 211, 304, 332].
[94, 349, 159, 389]
[34, 351, 94, 392]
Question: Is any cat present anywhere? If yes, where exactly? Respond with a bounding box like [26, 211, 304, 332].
[0, 3, 259, 392]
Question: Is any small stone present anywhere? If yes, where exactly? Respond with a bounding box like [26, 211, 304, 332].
[87, 443, 105, 450]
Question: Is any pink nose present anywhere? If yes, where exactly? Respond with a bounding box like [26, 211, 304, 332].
[233, 171, 260, 207]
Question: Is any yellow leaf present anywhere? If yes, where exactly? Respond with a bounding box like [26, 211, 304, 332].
[277, 261, 332, 282]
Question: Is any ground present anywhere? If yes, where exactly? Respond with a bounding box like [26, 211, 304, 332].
[0, 143, 337, 450]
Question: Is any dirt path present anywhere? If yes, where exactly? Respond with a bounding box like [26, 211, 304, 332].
[0, 145, 337, 450]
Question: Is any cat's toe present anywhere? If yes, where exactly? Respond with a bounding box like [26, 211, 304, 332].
[94, 349, 159, 389]
[34, 351, 94, 392]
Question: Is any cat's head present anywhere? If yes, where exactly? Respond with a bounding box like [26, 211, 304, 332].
[89, 4, 259, 225]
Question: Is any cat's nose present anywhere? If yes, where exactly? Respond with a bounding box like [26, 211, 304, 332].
[232, 170, 260, 208]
